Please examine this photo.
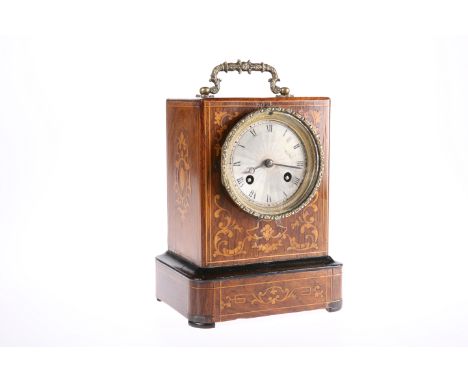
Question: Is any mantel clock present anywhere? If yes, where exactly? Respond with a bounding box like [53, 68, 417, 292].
[156, 61, 342, 328]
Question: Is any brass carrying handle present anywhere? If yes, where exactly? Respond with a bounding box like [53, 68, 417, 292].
[198, 60, 291, 97]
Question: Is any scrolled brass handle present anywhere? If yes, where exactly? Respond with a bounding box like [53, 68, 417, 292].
[198, 60, 291, 98]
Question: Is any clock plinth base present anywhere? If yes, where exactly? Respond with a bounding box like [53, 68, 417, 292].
[156, 252, 342, 328]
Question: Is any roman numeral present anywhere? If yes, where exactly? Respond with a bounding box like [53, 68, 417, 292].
[297, 161, 304, 168]
[283, 129, 287, 136]
[237, 143, 245, 148]
[283, 191, 288, 198]
[250, 128, 257, 137]
[232, 161, 241, 166]
[237, 177, 244, 187]
[266, 124, 273, 132]
[249, 190, 256, 199]
[266, 195, 271, 203]
[293, 176, 300, 186]
[293, 143, 300, 150]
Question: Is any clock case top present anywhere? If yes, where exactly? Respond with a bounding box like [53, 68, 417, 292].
[167, 97, 330, 268]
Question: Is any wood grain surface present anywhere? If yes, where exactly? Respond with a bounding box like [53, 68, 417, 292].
[166, 97, 330, 268]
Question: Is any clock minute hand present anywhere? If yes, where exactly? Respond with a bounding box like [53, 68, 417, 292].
[244, 159, 301, 174]
[272, 162, 302, 170]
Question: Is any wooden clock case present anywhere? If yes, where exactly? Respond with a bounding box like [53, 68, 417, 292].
[156, 96, 342, 328]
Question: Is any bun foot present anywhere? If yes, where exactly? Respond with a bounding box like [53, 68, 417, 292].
[188, 320, 215, 329]
[326, 300, 342, 312]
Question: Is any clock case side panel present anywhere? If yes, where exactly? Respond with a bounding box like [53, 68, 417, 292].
[201, 97, 330, 267]
[166, 100, 204, 266]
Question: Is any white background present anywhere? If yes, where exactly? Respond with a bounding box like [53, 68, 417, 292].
[1, 0, 468, 349]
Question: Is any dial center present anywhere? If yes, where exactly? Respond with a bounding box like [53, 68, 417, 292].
[264, 158, 274, 168]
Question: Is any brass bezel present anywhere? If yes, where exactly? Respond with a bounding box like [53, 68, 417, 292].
[221, 108, 324, 220]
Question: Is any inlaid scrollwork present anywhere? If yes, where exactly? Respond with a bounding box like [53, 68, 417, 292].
[251, 286, 306, 305]
[213, 111, 240, 157]
[213, 195, 246, 257]
[174, 132, 191, 221]
[246, 221, 287, 254]
[220, 283, 325, 311]
[212, 192, 320, 258]
[296, 108, 322, 131]
[310, 110, 321, 129]
[286, 192, 319, 251]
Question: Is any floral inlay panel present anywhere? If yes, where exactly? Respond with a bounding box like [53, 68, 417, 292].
[174, 131, 191, 221]
[220, 282, 326, 312]
[212, 192, 319, 258]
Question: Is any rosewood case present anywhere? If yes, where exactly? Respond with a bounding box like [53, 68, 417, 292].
[156, 97, 342, 327]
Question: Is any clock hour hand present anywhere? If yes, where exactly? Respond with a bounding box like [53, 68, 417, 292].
[244, 164, 263, 174]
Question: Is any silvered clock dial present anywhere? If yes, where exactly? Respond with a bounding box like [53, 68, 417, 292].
[221, 108, 323, 220]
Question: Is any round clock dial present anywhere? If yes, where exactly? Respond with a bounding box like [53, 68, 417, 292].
[221, 108, 323, 220]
